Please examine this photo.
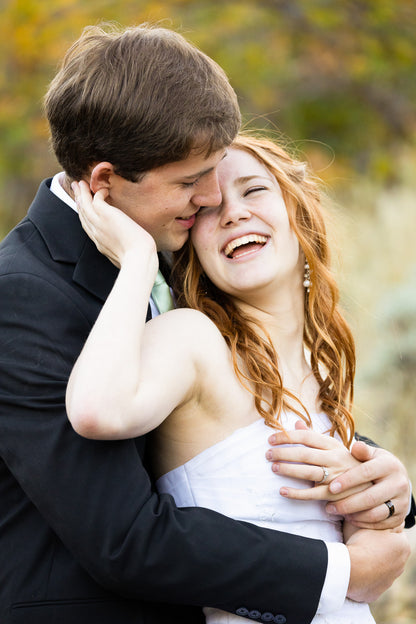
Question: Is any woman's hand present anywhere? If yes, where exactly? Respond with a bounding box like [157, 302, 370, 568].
[266, 420, 411, 529]
[266, 422, 367, 503]
[72, 181, 157, 269]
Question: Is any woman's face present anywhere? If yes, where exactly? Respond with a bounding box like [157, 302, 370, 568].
[190, 147, 302, 300]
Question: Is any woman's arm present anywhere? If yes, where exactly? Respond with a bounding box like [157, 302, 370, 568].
[66, 182, 218, 439]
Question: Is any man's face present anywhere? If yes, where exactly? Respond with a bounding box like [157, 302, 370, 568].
[106, 149, 226, 252]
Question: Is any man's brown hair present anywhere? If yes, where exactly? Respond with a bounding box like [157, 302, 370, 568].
[44, 23, 241, 181]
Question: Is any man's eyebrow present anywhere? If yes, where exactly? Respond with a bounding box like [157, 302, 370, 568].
[181, 166, 215, 181]
[179, 151, 228, 181]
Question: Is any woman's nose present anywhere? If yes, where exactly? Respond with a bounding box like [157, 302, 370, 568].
[220, 199, 251, 227]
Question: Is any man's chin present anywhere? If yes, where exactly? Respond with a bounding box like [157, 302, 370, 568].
[160, 232, 190, 253]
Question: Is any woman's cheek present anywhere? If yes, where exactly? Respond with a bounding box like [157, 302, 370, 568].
[191, 218, 214, 252]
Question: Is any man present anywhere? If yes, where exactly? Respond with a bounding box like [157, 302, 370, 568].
[0, 23, 412, 624]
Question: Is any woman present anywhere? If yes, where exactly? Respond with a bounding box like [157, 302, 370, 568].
[67, 134, 381, 623]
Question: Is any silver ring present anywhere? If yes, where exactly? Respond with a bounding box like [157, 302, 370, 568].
[384, 500, 395, 518]
[316, 466, 329, 485]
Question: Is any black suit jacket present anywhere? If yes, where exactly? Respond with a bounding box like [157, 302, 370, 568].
[0, 179, 354, 623]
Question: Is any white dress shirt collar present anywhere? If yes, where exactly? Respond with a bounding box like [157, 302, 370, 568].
[50, 172, 78, 212]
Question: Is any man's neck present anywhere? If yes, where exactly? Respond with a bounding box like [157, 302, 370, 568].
[50, 173, 78, 212]
[61, 174, 75, 200]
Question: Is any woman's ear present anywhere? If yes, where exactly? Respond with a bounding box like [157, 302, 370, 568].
[89, 162, 115, 194]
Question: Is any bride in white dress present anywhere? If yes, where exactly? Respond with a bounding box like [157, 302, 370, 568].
[67, 134, 378, 623]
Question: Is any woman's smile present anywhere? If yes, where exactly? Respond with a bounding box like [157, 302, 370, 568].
[223, 233, 269, 259]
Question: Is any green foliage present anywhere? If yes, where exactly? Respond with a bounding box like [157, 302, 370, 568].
[170, 0, 416, 179]
[327, 171, 416, 623]
[1, 0, 415, 193]
[358, 273, 416, 458]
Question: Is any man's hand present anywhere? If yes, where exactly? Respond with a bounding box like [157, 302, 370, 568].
[326, 441, 411, 529]
[346, 527, 410, 603]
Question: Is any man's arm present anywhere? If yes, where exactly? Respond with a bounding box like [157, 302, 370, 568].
[2, 273, 410, 618]
[0, 270, 327, 623]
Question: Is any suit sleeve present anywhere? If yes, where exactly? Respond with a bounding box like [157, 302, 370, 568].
[0, 272, 328, 623]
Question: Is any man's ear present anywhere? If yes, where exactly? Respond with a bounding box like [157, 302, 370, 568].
[89, 162, 116, 194]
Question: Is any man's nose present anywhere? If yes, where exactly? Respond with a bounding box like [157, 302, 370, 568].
[192, 172, 222, 207]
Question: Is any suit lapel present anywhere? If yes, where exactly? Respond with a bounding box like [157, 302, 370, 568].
[27, 180, 152, 320]
[158, 251, 173, 284]
[28, 179, 119, 302]
[72, 239, 120, 302]
[28, 179, 86, 263]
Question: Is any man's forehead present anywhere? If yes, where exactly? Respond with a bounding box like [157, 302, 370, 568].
[158, 148, 228, 178]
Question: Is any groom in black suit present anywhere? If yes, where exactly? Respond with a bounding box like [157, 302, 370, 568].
[0, 23, 412, 624]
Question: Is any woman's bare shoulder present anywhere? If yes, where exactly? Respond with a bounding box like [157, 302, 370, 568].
[146, 308, 225, 344]
[144, 308, 232, 385]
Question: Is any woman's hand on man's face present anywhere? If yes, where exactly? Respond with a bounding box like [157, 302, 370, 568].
[72, 180, 157, 269]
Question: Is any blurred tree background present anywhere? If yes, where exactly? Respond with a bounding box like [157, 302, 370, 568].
[1, 0, 415, 620]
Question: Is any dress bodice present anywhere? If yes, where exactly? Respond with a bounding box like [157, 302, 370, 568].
[156, 412, 375, 624]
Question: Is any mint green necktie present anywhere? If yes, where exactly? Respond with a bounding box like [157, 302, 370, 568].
[151, 269, 174, 314]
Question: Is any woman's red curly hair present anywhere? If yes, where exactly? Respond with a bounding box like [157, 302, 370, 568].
[172, 133, 356, 447]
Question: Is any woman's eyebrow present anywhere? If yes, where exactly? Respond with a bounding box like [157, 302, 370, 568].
[235, 175, 271, 184]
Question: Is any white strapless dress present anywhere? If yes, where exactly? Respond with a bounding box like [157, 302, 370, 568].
[156, 412, 375, 624]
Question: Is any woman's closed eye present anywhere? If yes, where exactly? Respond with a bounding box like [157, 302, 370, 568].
[243, 186, 267, 197]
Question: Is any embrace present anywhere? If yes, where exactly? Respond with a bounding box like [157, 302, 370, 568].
[0, 21, 413, 624]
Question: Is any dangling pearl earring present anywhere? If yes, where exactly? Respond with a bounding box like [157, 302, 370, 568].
[303, 260, 312, 293]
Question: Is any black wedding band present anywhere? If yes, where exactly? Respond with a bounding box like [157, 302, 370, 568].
[384, 500, 395, 518]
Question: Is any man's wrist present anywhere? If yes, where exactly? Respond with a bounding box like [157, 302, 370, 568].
[316, 542, 350, 614]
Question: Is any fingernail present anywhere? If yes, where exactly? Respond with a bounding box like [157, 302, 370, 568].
[327, 504, 337, 514]
[266, 451, 273, 460]
[268, 435, 276, 445]
[330, 481, 341, 493]
[272, 463, 280, 473]
[280, 488, 288, 497]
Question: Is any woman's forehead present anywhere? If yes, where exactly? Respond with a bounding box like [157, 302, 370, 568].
[218, 147, 273, 182]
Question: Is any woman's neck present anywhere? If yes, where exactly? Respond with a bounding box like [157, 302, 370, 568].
[237, 278, 304, 350]
[235, 283, 320, 412]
